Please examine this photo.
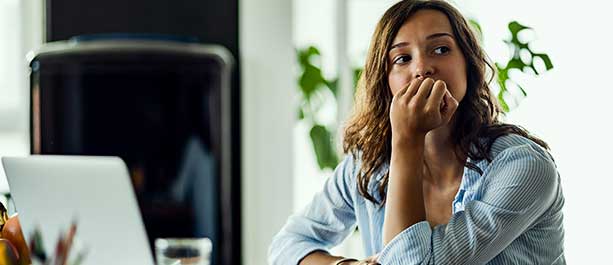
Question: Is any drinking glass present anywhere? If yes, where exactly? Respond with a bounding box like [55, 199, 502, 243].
[155, 238, 212, 265]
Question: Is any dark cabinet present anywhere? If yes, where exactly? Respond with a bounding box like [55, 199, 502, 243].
[30, 39, 239, 265]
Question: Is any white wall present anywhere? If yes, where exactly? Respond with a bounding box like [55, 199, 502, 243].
[0, 0, 43, 193]
[240, 0, 296, 264]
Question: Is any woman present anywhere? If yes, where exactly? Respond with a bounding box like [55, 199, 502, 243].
[269, 1, 565, 264]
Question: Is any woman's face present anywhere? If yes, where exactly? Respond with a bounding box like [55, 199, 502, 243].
[387, 9, 467, 103]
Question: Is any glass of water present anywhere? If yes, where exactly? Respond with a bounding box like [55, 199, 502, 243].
[155, 238, 212, 265]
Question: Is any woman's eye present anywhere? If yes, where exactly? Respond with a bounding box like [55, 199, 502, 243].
[434, 46, 450, 54]
[394, 55, 411, 64]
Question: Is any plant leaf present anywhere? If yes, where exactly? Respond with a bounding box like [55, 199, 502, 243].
[353, 68, 362, 93]
[309, 125, 339, 170]
[507, 58, 526, 71]
[468, 18, 484, 42]
[516, 83, 527, 97]
[498, 91, 510, 113]
[508, 21, 531, 42]
[533, 53, 554, 71]
[299, 65, 326, 98]
[326, 78, 339, 98]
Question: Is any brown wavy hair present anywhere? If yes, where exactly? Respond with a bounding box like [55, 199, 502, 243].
[342, 0, 549, 205]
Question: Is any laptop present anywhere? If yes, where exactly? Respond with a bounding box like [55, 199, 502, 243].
[1, 155, 155, 265]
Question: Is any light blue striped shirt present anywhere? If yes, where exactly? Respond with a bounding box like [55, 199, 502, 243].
[269, 134, 565, 264]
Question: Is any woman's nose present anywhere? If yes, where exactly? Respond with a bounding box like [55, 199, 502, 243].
[413, 57, 435, 79]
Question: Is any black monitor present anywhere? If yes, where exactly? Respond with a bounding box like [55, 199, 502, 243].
[28, 39, 238, 265]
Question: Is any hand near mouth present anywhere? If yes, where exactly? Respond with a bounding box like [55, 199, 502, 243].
[390, 77, 459, 140]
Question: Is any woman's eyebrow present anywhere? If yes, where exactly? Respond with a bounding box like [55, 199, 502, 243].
[389, 32, 454, 52]
[427, 32, 454, 41]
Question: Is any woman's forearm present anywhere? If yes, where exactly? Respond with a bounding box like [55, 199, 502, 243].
[299, 250, 346, 265]
[382, 135, 427, 245]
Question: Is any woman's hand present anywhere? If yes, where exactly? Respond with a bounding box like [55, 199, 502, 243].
[389, 77, 459, 141]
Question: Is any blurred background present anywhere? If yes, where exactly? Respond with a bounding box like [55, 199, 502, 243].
[1, 0, 611, 264]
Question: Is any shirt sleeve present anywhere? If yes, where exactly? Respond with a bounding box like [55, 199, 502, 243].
[378, 144, 560, 265]
[268, 154, 359, 265]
